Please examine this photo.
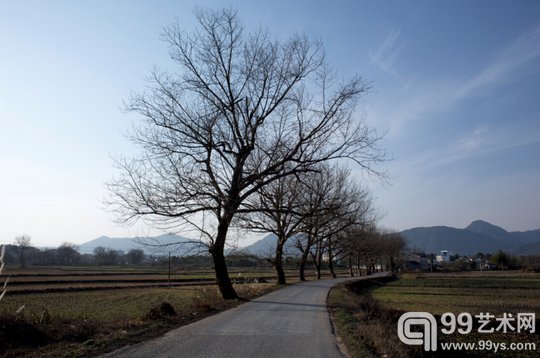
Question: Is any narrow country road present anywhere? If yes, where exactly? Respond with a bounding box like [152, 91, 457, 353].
[103, 274, 384, 358]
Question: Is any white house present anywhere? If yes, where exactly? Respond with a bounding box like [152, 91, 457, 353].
[436, 250, 452, 263]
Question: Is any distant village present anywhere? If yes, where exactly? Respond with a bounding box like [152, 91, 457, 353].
[402, 249, 538, 272]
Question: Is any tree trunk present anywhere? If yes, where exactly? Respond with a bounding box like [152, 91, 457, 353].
[314, 260, 321, 280]
[211, 219, 238, 300]
[275, 242, 286, 284]
[299, 250, 309, 281]
[211, 247, 237, 299]
[327, 245, 336, 278]
[313, 241, 322, 280]
[315, 251, 322, 280]
[328, 255, 337, 278]
[348, 256, 354, 277]
[20, 249, 25, 268]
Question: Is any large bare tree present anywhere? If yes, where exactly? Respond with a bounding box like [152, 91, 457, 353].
[107, 8, 383, 299]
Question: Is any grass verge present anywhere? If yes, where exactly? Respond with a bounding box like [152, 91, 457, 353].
[329, 273, 540, 358]
[327, 276, 419, 357]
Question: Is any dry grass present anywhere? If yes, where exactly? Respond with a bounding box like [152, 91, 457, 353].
[372, 273, 540, 357]
[373, 273, 540, 316]
[373, 286, 540, 316]
[0, 268, 301, 294]
[0, 283, 276, 357]
[329, 273, 540, 358]
[328, 277, 419, 358]
[0, 287, 198, 321]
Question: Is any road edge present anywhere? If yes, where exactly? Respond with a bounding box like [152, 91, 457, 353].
[326, 273, 392, 358]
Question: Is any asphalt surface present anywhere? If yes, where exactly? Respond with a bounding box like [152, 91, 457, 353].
[103, 275, 383, 358]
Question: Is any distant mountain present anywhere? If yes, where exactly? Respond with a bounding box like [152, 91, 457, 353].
[79, 233, 205, 256]
[465, 220, 511, 241]
[243, 233, 303, 257]
[510, 239, 540, 256]
[400, 220, 540, 255]
[243, 234, 275, 257]
[508, 229, 540, 246]
[83, 221, 540, 258]
[400, 226, 506, 255]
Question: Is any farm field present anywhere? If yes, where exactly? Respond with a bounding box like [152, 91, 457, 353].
[329, 272, 540, 357]
[1, 287, 210, 321]
[375, 272, 540, 357]
[0, 267, 292, 320]
[0, 266, 296, 357]
[0, 267, 287, 295]
[372, 271, 540, 315]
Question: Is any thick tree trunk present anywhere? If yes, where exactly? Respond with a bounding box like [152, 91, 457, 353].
[348, 256, 354, 277]
[211, 218, 238, 300]
[275, 242, 286, 284]
[211, 247, 237, 299]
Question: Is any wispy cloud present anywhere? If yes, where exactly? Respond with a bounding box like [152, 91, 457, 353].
[456, 24, 540, 98]
[455, 126, 490, 153]
[405, 123, 540, 170]
[375, 24, 540, 137]
[369, 29, 406, 79]
[371, 79, 455, 136]
[445, 125, 540, 164]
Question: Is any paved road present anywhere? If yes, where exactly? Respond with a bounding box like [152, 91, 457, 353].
[103, 275, 383, 358]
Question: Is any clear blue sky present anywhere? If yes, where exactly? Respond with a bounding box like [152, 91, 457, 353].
[1, 0, 539, 246]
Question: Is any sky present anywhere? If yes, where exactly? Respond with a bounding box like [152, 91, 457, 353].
[1, 0, 539, 247]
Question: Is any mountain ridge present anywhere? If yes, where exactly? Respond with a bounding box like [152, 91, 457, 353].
[242, 233, 301, 257]
[400, 220, 540, 255]
[80, 220, 540, 257]
[79, 233, 205, 256]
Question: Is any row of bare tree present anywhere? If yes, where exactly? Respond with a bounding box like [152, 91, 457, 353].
[238, 164, 405, 284]
[106, 8, 387, 299]
[240, 165, 366, 283]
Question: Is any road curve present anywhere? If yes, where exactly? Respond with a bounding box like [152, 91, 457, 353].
[103, 275, 381, 358]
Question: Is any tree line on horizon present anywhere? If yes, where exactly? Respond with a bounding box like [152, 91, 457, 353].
[0, 239, 146, 267]
[3, 233, 538, 275]
[0, 231, 402, 275]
